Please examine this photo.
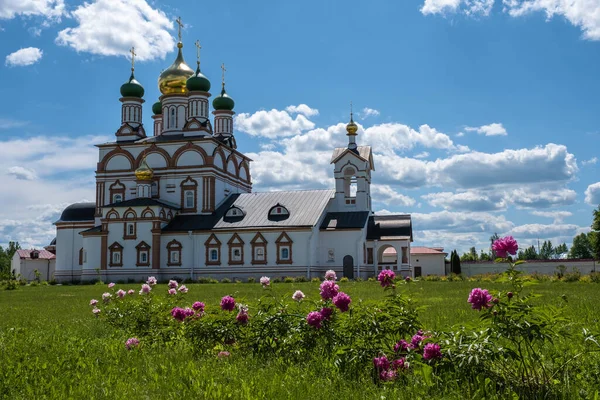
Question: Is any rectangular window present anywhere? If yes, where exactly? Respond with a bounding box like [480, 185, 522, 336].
[210, 249, 219, 262]
[140, 251, 148, 264]
[414, 266, 422, 278]
[170, 251, 179, 263]
[232, 248, 241, 261]
[255, 247, 265, 261]
[112, 252, 121, 265]
[280, 246, 290, 261]
[127, 223, 134, 236]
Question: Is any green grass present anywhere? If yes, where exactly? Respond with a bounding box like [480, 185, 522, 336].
[1, 281, 599, 399]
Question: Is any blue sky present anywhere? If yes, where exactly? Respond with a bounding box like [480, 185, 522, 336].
[0, 0, 599, 254]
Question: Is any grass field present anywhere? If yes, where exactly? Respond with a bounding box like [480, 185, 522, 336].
[1, 280, 599, 399]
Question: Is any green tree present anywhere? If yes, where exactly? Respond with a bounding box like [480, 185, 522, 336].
[0, 242, 20, 278]
[569, 233, 593, 259]
[479, 250, 491, 261]
[591, 205, 600, 260]
[469, 246, 479, 261]
[554, 243, 568, 256]
[540, 240, 554, 259]
[523, 245, 538, 260]
[450, 250, 462, 274]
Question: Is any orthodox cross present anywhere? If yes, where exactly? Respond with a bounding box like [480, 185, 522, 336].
[195, 40, 201, 67]
[350, 101, 354, 119]
[221, 63, 226, 88]
[130, 47, 136, 71]
[176, 16, 183, 42]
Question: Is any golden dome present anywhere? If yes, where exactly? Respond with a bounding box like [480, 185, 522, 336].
[346, 113, 358, 136]
[135, 157, 154, 181]
[158, 42, 195, 95]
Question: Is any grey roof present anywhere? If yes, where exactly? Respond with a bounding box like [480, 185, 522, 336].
[330, 146, 372, 164]
[104, 198, 179, 210]
[320, 212, 370, 230]
[55, 202, 96, 223]
[163, 190, 334, 232]
[367, 214, 413, 241]
[80, 225, 102, 234]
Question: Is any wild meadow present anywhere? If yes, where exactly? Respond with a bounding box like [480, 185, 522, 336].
[1, 271, 600, 399]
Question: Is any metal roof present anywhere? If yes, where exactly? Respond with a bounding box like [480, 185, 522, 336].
[163, 190, 334, 232]
[330, 146, 372, 164]
[367, 214, 413, 241]
[55, 202, 96, 223]
[320, 212, 370, 230]
[104, 198, 179, 209]
[16, 249, 56, 260]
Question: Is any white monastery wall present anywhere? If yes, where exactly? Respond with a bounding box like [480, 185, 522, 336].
[461, 259, 599, 276]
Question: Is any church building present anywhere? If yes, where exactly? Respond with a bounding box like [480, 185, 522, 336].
[54, 26, 413, 283]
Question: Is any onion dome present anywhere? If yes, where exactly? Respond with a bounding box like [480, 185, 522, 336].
[186, 64, 211, 92]
[212, 87, 235, 111]
[158, 42, 194, 95]
[346, 113, 358, 136]
[135, 157, 154, 181]
[120, 72, 145, 98]
[152, 100, 162, 115]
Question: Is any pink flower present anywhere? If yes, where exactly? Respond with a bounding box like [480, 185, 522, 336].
[125, 337, 139, 350]
[379, 369, 397, 381]
[127, 289, 135, 295]
[108, 282, 115, 289]
[168, 288, 177, 295]
[89, 299, 98, 306]
[378, 270, 395, 287]
[102, 292, 111, 303]
[320, 307, 334, 320]
[260, 276, 270, 287]
[394, 339, 409, 353]
[405, 276, 412, 282]
[373, 355, 390, 372]
[319, 280, 339, 300]
[116, 289, 126, 299]
[492, 236, 519, 258]
[92, 307, 101, 315]
[168, 280, 178, 289]
[325, 270, 337, 281]
[292, 290, 305, 302]
[392, 358, 407, 370]
[192, 301, 205, 312]
[171, 307, 187, 322]
[183, 307, 194, 318]
[220, 296, 236, 311]
[332, 292, 351, 312]
[468, 288, 493, 311]
[139, 284, 151, 295]
[306, 311, 324, 329]
[411, 334, 425, 349]
[146, 276, 157, 286]
[178, 285, 188, 293]
[423, 343, 442, 360]
[218, 351, 230, 358]
[236, 305, 249, 325]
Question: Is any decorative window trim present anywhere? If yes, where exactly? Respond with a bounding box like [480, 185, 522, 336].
[204, 233, 221, 266]
[227, 233, 244, 265]
[367, 247, 374, 264]
[224, 206, 245, 222]
[166, 240, 182, 266]
[250, 232, 268, 265]
[136, 241, 151, 267]
[109, 242, 123, 267]
[180, 176, 198, 213]
[79, 247, 84, 266]
[275, 232, 293, 265]
[123, 221, 137, 240]
[267, 203, 290, 221]
[109, 180, 126, 204]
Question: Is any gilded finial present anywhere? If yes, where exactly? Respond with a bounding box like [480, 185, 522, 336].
[195, 40, 201, 69]
[130, 46, 136, 72]
[221, 62, 226, 89]
[346, 101, 358, 136]
[176, 16, 183, 43]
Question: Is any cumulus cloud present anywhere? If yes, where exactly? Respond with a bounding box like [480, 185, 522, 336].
[0, 118, 28, 129]
[371, 185, 416, 207]
[56, 0, 174, 61]
[508, 223, 581, 239]
[508, 187, 577, 209]
[363, 123, 456, 154]
[421, 0, 495, 16]
[585, 182, 600, 205]
[5, 47, 43, 67]
[0, 0, 65, 21]
[464, 122, 508, 136]
[285, 104, 319, 117]
[582, 157, 597, 166]
[7, 166, 37, 181]
[414, 151, 430, 159]
[412, 210, 514, 233]
[360, 107, 380, 118]
[422, 191, 506, 211]
[530, 210, 572, 223]
[235, 109, 316, 138]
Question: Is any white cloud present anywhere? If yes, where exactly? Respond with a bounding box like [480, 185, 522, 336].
[530, 210, 572, 223]
[412, 210, 514, 233]
[585, 182, 600, 205]
[285, 104, 319, 117]
[0, 0, 65, 21]
[363, 123, 456, 154]
[360, 107, 380, 118]
[236, 108, 316, 138]
[464, 122, 508, 136]
[414, 151, 430, 159]
[456, 131, 465, 137]
[371, 184, 416, 207]
[56, 0, 174, 61]
[508, 187, 577, 208]
[0, 118, 28, 129]
[504, 0, 600, 41]
[421, 0, 495, 16]
[5, 47, 43, 67]
[582, 157, 597, 166]
[508, 223, 581, 239]
[422, 190, 506, 211]
[7, 166, 37, 181]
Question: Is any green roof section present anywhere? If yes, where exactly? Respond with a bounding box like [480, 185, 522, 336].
[212, 87, 235, 111]
[120, 72, 145, 98]
[152, 100, 162, 115]
[186, 65, 211, 92]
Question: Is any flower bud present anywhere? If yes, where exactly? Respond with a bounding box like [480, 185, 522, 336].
[507, 292, 513, 299]
[492, 298, 499, 304]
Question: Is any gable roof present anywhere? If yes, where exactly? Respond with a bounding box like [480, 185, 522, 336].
[16, 249, 56, 260]
[367, 214, 413, 241]
[320, 212, 370, 230]
[163, 189, 335, 232]
[330, 146, 374, 170]
[410, 247, 447, 255]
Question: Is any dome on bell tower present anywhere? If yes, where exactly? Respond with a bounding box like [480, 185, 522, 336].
[158, 42, 194, 95]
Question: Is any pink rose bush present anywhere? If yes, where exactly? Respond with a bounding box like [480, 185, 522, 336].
[259, 276, 270, 287]
[220, 296, 236, 311]
[378, 270, 395, 287]
[319, 280, 339, 300]
[168, 280, 178, 289]
[332, 292, 351, 312]
[292, 290, 305, 302]
[492, 235, 519, 259]
[125, 337, 139, 350]
[306, 311, 324, 329]
[325, 270, 337, 281]
[89, 299, 98, 306]
[108, 282, 115, 289]
[168, 288, 177, 296]
[127, 289, 135, 295]
[146, 276, 157, 286]
[468, 288, 493, 311]
[116, 289, 126, 299]
[192, 301, 205, 312]
[236, 304, 249, 325]
[139, 284, 151, 295]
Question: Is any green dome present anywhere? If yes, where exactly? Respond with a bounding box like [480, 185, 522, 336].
[120, 72, 144, 98]
[212, 88, 235, 111]
[152, 101, 162, 115]
[186, 66, 211, 92]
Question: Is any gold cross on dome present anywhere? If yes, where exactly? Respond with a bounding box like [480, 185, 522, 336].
[221, 63, 226, 87]
[350, 100, 354, 120]
[130, 46, 136, 71]
[195, 40, 201, 66]
[176, 16, 183, 42]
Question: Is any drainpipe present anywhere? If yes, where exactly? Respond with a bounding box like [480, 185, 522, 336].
[188, 231, 195, 280]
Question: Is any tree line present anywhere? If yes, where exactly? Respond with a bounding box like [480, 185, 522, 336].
[0, 241, 21, 279]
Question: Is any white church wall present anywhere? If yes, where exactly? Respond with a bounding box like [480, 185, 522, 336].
[105, 155, 132, 171]
[411, 253, 446, 277]
[316, 230, 366, 277]
[55, 227, 88, 280]
[82, 236, 102, 271]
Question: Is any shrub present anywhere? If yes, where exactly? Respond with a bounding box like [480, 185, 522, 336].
[424, 275, 441, 281]
[294, 276, 308, 283]
[563, 268, 581, 282]
[48, 278, 58, 285]
[220, 278, 232, 284]
[234, 279, 242, 284]
[283, 277, 294, 283]
[247, 277, 256, 283]
[311, 277, 321, 283]
[590, 272, 600, 283]
[355, 277, 363, 282]
[4, 280, 18, 290]
[339, 277, 349, 283]
[555, 264, 567, 279]
[183, 278, 194, 284]
[272, 277, 281, 283]
[367, 277, 375, 282]
[197, 277, 214, 284]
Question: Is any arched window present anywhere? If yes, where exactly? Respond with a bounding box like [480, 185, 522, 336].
[344, 167, 357, 205]
[185, 190, 195, 209]
[170, 108, 176, 128]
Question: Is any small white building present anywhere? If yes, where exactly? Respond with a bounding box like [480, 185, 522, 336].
[382, 246, 447, 277]
[11, 249, 56, 281]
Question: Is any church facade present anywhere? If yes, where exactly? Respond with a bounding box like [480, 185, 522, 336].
[54, 35, 413, 283]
